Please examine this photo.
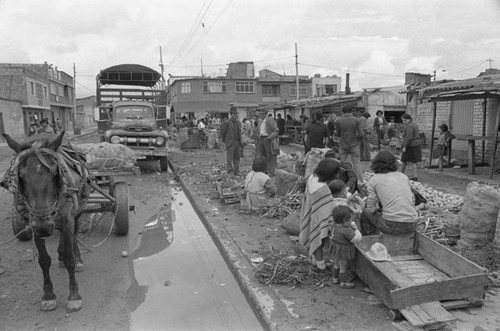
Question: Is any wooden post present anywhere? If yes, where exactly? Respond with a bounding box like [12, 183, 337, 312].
[489, 99, 500, 179]
[429, 101, 437, 166]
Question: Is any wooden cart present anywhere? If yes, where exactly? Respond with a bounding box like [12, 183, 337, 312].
[355, 232, 489, 327]
[82, 168, 137, 236]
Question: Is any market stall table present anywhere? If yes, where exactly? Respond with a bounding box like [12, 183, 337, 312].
[454, 135, 498, 175]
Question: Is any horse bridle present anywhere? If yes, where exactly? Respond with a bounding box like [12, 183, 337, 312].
[16, 147, 61, 220]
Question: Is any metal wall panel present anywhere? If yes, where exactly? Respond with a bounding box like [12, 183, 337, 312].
[451, 99, 474, 151]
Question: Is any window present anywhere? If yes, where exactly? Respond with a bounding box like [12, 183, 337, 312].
[203, 81, 226, 93]
[235, 81, 254, 93]
[181, 82, 191, 94]
[35, 83, 43, 98]
[50, 83, 57, 95]
[44, 86, 48, 98]
[30, 82, 35, 95]
[262, 85, 280, 97]
[290, 84, 307, 97]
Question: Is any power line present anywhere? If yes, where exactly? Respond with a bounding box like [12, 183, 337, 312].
[168, 0, 214, 66]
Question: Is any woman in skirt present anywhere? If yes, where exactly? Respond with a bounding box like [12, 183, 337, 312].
[400, 114, 422, 181]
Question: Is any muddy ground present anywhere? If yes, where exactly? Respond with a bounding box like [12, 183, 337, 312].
[169, 142, 500, 331]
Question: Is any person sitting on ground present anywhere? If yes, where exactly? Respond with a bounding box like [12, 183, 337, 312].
[242, 157, 278, 213]
[437, 123, 456, 172]
[36, 118, 55, 134]
[360, 150, 418, 236]
[329, 205, 362, 289]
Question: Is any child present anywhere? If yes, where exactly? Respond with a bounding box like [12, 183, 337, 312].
[329, 205, 362, 289]
[437, 124, 456, 172]
[243, 157, 277, 213]
[328, 179, 364, 215]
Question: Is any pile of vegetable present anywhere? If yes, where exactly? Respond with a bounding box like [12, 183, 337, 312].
[255, 251, 329, 288]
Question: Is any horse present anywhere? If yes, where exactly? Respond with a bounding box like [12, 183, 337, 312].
[2, 131, 91, 312]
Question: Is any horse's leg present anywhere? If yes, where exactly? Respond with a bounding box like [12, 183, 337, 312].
[34, 236, 57, 311]
[60, 217, 82, 312]
[58, 214, 83, 272]
[73, 212, 84, 271]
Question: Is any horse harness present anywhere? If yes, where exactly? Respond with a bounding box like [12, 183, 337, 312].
[10, 145, 90, 220]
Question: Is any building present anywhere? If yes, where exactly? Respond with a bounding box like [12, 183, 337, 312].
[311, 74, 341, 97]
[407, 70, 500, 172]
[168, 62, 313, 122]
[0, 63, 75, 139]
[76, 95, 97, 129]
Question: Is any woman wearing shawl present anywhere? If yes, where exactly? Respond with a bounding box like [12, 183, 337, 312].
[299, 158, 339, 270]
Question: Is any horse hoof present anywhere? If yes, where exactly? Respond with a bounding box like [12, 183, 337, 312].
[40, 300, 58, 311]
[67, 299, 82, 312]
[75, 263, 84, 272]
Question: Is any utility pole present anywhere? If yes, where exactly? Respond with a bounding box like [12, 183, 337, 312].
[295, 42, 299, 101]
[159, 45, 165, 87]
[201, 58, 204, 77]
[73, 63, 77, 133]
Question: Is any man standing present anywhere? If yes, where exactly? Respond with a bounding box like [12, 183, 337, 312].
[36, 118, 55, 134]
[359, 111, 371, 161]
[220, 107, 243, 175]
[373, 110, 387, 149]
[335, 107, 363, 181]
[256, 110, 279, 176]
[276, 113, 285, 136]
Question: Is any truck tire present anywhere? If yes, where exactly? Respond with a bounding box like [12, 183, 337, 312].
[12, 206, 32, 241]
[159, 156, 169, 172]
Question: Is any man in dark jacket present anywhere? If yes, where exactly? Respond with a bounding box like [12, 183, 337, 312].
[220, 107, 243, 175]
[335, 107, 363, 182]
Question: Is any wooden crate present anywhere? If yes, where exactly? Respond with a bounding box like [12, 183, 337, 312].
[354, 232, 489, 327]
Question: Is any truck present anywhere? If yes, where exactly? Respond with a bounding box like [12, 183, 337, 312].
[96, 64, 169, 171]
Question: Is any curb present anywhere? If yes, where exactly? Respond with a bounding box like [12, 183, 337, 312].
[169, 159, 296, 331]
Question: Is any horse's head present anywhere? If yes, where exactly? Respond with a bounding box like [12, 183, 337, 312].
[3, 132, 65, 237]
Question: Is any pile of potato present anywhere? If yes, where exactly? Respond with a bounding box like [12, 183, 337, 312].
[361, 172, 463, 212]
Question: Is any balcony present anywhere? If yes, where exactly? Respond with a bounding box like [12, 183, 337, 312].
[50, 95, 73, 106]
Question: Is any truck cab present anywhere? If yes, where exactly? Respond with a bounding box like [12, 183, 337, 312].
[103, 100, 169, 171]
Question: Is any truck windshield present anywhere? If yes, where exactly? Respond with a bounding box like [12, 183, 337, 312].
[115, 106, 153, 120]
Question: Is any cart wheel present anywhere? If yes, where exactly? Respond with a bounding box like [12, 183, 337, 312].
[112, 182, 129, 236]
[389, 309, 401, 321]
[159, 156, 169, 172]
[11, 206, 32, 241]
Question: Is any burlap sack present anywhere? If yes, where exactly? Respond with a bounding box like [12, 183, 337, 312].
[457, 182, 500, 250]
[277, 154, 295, 173]
[303, 148, 331, 178]
[76, 143, 137, 170]
[275, 169, 301, 196]
[280, 212, 301, 236]
[495, 210, 500, 256]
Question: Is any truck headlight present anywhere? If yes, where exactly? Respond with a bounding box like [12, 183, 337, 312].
[110, 135, 121, 144]
[155, 137, 165, 146]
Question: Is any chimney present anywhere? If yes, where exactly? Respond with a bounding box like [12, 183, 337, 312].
[345, 73, 351, 94]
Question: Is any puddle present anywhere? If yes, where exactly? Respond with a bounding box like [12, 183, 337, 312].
[126, 187, 264, 330]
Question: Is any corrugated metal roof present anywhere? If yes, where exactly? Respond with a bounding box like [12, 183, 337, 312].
[281, 92, 363, 109]
[416, 74, 500, 98]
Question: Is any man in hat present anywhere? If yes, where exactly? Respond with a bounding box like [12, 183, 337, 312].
[220, 107, 243, 175]
[36, 118, 55, 134]
[256, 109, 279, 176]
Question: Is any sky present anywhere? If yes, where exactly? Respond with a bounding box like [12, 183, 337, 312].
[1, 0, 500, 98]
